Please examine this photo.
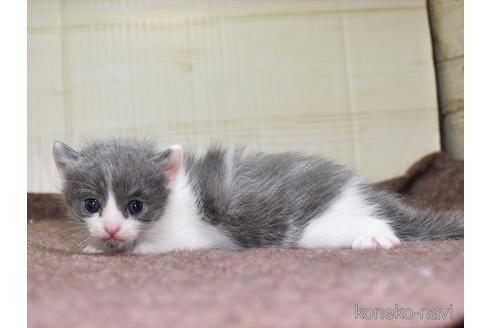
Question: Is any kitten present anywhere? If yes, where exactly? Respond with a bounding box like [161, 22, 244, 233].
[53, 138, 463, 254]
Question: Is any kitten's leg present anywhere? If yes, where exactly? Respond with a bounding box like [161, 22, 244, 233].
[82, 244, 102, 254]
[297, 180, 401, 250]
[132, 242, 164, 255]
[298, 212, 401, 250]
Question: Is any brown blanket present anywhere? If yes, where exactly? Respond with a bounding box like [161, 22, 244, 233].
[27, 152, 464, 328]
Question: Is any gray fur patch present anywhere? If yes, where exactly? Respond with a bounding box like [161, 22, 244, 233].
[363, 186, 464, 241]
[184, 146, 352, 247]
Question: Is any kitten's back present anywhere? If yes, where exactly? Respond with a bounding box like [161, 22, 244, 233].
[184, 146, 353, 247]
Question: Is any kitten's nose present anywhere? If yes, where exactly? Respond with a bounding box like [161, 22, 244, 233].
[104, 223, 121, 239]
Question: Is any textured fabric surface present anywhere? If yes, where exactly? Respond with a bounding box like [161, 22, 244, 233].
[28, 152, 464, 328]
[376, 152, 464, 212]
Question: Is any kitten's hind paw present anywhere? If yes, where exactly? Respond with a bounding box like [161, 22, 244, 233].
[352, 235, 401, 250]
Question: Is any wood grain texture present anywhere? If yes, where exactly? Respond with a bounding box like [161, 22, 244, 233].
[28, 0, 440, 192]
[428, 0, 463, 159]
[427, 0, 463, 62]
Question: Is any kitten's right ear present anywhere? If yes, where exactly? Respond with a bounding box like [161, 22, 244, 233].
[53, 141, 80, 180]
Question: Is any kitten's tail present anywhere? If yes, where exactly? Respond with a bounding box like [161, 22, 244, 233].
[369, 188, 464, 241]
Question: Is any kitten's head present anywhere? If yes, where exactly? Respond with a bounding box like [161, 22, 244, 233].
[53, 138, 183, 253]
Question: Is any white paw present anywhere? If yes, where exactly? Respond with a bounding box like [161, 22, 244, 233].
[132, 244, 157, 255]
[82, 245, 102, 254]
[352, 235, 401, 250]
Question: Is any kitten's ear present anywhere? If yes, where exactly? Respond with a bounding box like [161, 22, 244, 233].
[152, 145, 183, 186]
[53, 141, 80, 180]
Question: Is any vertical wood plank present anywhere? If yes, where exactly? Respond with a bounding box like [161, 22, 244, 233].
[428, 0, 464, 159]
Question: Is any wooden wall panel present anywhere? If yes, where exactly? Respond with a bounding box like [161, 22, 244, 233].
[28, 0, 440, 192]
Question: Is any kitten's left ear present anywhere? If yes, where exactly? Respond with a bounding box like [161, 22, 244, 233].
[152, 145, 183, 187]
[53, 141, 81, 180]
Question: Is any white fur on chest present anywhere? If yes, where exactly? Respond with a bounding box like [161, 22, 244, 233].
[297, 179, 398, 249]
[133, 170, 237, 254]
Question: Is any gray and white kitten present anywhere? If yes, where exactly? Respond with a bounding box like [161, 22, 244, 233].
[53, 138, 463, 254]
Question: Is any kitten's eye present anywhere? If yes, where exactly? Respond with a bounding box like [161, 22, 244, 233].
[127, 200, 143, 215]
[83, 198, 100, 213]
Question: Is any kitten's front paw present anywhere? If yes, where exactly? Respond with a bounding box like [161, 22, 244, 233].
[352, 235, 401, 250]
[132, 243, 173, 254]
[132, 244, 155, 255]
[82, 245, 102, 254]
